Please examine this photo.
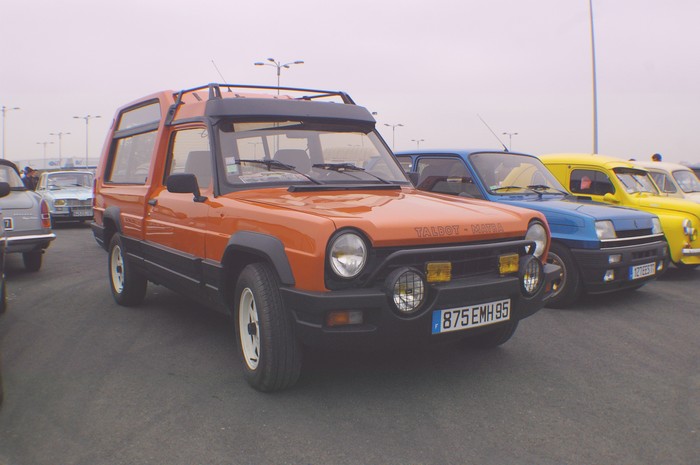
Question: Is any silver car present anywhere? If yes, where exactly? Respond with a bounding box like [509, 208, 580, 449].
[35, 170, 94, 225]
[0, 160, 55, 272]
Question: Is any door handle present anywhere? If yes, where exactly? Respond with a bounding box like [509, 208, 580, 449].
[148, 199, 157, 206]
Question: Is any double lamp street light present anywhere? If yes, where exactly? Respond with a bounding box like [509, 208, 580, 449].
[254, 58, 304, 93]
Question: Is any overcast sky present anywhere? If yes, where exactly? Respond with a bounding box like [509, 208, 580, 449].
[2, 0, 699, 165]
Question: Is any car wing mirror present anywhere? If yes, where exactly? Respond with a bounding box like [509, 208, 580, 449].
[0, 182, 9, 198]
[166, 173, 207, 203]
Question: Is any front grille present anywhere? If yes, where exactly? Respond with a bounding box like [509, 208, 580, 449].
[600, 233, 664, 249]
[64, 199, 92, 206]
[616, 228, 653, 238]
[325, 237, 532, 290]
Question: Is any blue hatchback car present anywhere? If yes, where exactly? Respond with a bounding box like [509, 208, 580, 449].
[396, 149, 668, 308]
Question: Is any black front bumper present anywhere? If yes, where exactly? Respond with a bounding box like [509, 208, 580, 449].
[571, 240, 668, 294]
[281, 262, 560, 350]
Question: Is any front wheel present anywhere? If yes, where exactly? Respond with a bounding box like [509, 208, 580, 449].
[108, 234, 147, 306]
[545, 242, 582, 309]
[22, 251, 42, 272]
[674, 261, 698, 271]
[235, 263, 301, 392]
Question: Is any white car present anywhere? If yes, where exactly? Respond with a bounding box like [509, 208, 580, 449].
[636, 161, 700, 202]
[35, 170, 94, 225]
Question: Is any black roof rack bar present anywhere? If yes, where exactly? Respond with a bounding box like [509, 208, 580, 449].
[171, 83, 356, 105]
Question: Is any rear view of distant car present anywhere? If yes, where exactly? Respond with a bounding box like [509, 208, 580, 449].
[0, 160, 55, 272]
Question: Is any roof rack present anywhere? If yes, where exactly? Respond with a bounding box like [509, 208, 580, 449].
[165, 83, 357, 125]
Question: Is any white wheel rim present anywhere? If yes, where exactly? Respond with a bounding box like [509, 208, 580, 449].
[110, 245, 125, 293]
[239, 288, 260, 370]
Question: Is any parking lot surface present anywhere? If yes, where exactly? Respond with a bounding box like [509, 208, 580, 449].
[0, 225, 698, 465]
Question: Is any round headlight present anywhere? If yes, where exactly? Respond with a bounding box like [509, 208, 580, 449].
[525, 222, 547, 258]
[520, 256, 543, 297]
[651, 217, 662, 235]
[387, 268, 425, 314]
[329, 232, 367, 278]
[595, 220, 616, 240]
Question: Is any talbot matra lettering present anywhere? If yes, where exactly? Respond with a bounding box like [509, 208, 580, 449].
[471, 223, 505, 234]
[414, 225, 460, 238]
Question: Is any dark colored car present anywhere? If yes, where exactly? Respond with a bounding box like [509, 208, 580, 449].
[397, 149, 668, 308]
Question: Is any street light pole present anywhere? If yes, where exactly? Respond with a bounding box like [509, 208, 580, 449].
[49, 131, 70, 168]
[254, 58, 304, 94]
[1, 105, 20, 159]
[73, 114, 101, 167]
[502, 132, 518, 151]
[589, 0, 599, 154]
[411, 138, 425, 149]
[36, 141, 54, 169]
[384, 123, 404, 150]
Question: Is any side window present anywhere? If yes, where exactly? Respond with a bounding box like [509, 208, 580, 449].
[415, 158, 483, 199]
[570, 169, 615, 196]
[106, 131, 157, 184]
[167, 128, 212, 189]
[650, 172, 676, 193]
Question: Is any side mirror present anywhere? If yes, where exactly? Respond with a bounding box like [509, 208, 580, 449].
[603, 192, 619, 204]
[166, 173, 207, 203]
[0, 182, 10, 198]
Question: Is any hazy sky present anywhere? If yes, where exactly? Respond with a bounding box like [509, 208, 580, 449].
[2, 0, 699, 165]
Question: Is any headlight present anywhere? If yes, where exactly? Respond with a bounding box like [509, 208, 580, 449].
[595, 220, 616, 240]
[54, 199, 66, 206]
[651, 218, 662, 234]
[329, 232, 367, 278]
[387, 268, 425, 314]
[519, 255, 543, 297]
[683, 218, 694, 236]
[525, 222, 547, 258]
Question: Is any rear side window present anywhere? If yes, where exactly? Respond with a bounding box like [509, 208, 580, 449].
[570, 169, 615, 196]
[106, 131, 157, 184]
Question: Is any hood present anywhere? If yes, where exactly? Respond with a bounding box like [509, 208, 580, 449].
[0, 190, 39, 210]
[43, 187, 93, 200]
[501, 197, 656, 231]
[237, 187, 538, 247]
[633, 194, 700, 219]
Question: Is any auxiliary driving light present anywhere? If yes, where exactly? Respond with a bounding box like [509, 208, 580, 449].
[519, 256, 543, 297]
[603, 270, 615, 282]
[608, 254, 622, 264]
[386, 268, 425, 314]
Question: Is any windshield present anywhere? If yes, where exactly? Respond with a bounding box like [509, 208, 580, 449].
[469, 152, 567, 195]
[45, 172, 93, 189]
[217, 120, 408, 190]
[673, 170, 700, 193]
[614, 168, 658, 194]
[0, 164, 26, 189]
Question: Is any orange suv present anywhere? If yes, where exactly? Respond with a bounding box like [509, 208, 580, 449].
[92, 83, 560, 391]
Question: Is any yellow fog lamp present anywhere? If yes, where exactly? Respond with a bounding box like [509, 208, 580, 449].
[426, 262, 451, 283]
[499, 253, 519, 275]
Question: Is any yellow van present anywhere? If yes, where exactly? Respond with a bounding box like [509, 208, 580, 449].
[539, 153, 700, 269]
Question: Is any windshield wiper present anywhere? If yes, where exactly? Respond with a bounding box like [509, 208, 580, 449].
[527, 184, 569, 195]
[237, 159, 322, 184]
[312, 163, 392, 184]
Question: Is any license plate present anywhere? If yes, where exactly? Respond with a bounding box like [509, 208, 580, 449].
[72, 209, 92, 217]
[3, 217, 13, 230]
[629, 262, 656, 280]
[432, 299, 510, 334]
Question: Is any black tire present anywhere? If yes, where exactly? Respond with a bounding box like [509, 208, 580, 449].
[22, 251, 42, 272]
[108, 234, 147, 306]
[464, 320, 519, 349]
[545, 242, 582, 309]
[234, 263, 302, 392]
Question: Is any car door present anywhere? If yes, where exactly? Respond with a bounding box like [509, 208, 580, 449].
[144, 126, 212, 294]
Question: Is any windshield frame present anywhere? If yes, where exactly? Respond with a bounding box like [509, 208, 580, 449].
[214, 119, 409, 194]
[468, 151, 568, 196]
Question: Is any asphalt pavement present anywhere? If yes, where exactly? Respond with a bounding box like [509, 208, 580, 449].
[0, 225, 698, 465]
